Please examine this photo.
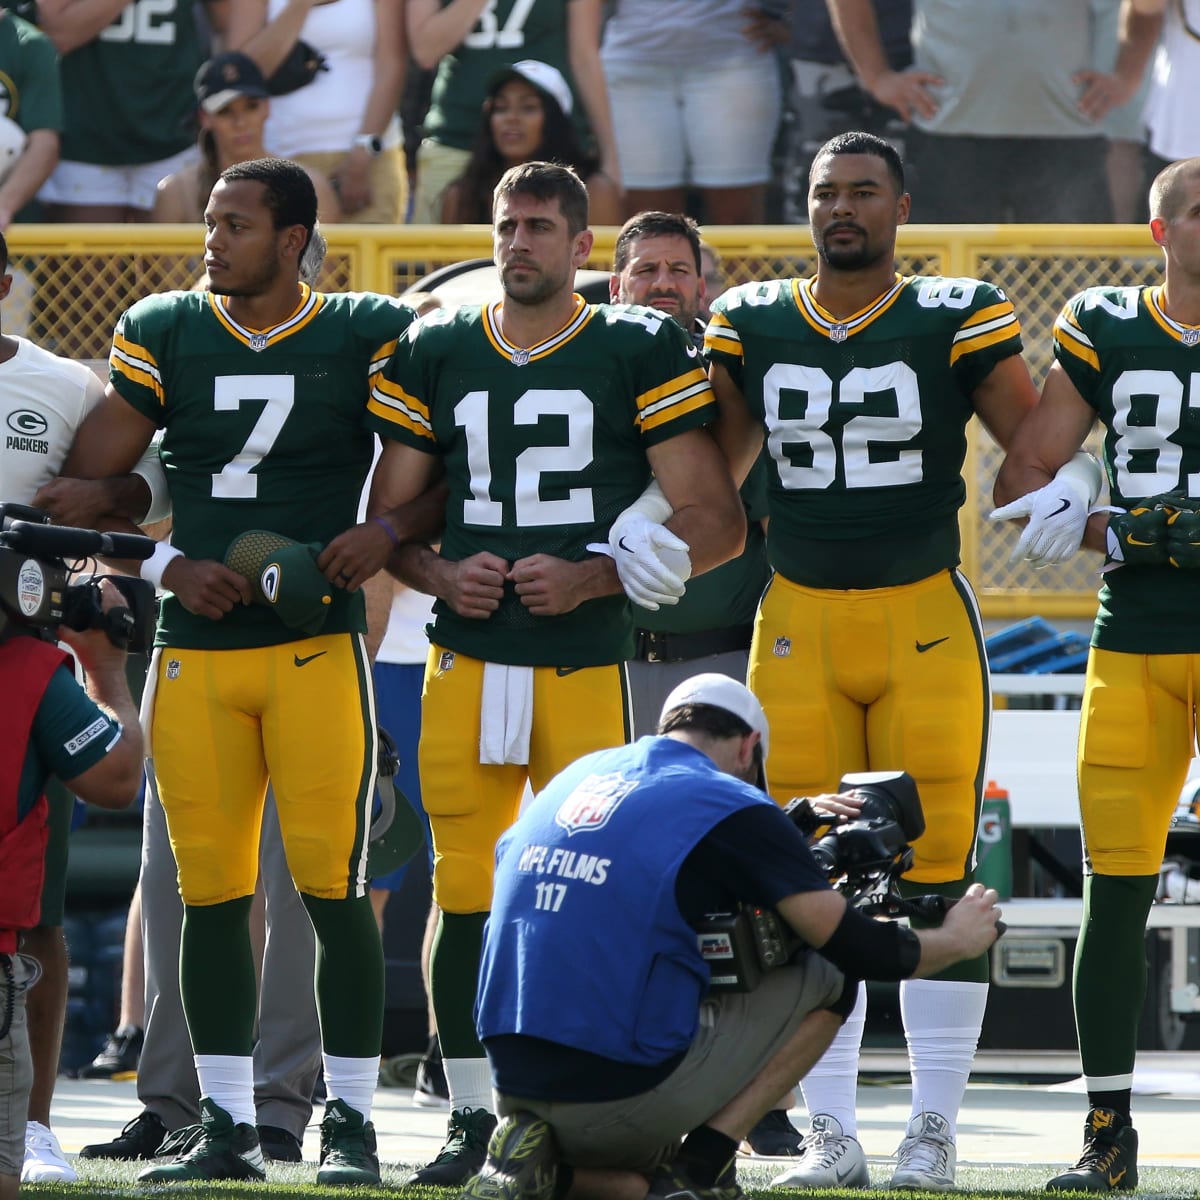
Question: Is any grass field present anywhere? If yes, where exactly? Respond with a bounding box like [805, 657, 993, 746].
[16, 1158, 1200, 1199]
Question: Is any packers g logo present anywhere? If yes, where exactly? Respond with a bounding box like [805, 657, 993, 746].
[7, 410, 49, 436]
[260, 562, 282, 603]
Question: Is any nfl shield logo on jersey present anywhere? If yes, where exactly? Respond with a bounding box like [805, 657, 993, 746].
[510, 348, 531, 366]
[249, 333, 269, 353]
[773, 636, 791, 657]
[166, 659, 181, 680]
[829, 324, 849, 343]
[438, 650, 455, 672]
[1184, 329, 1199, 347]
[555, 772, 638, 836]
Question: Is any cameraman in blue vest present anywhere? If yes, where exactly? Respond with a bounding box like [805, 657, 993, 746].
[0, 579, 143, 1199]
[465, 674, 1002, 1200]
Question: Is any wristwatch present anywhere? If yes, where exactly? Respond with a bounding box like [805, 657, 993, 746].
[353, 134, 383, 156]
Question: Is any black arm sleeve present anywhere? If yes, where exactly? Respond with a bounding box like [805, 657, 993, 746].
[817, 904, 922, 982]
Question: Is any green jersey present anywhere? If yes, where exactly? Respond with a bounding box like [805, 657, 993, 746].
[110, 287, 416, 649]
[1054, 285, 1200, 653]
[705, 274, 1023, 588]
[423, 0, 574, 151]
[58, 0, 203, 164]
[367, 297, 716, 666]
[0, 11, 62, 135]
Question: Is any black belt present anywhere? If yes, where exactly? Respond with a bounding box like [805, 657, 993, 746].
[632, 624, 754, 664]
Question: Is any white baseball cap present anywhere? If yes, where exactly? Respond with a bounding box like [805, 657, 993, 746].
[486, 59, 573, 117]
[660, 673, 770, 786]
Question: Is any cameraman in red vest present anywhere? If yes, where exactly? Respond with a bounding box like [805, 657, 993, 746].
[0, 579, 143, 1199]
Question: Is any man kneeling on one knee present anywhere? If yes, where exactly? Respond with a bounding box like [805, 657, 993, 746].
[461, 674, 1003, 1200]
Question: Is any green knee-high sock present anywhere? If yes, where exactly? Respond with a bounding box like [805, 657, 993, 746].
[899, 877, 990, 983]
[431, 910, 488, 1058]
[180, 897, 256, 1055]
[1074, 873, 1158, 1079]
[300, 893, 385, 1057]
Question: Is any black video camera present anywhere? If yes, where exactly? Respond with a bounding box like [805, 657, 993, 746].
[698, 771, 934, 993]
[0, 503, 158, 653]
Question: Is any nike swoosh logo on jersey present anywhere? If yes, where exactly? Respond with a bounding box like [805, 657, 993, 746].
[294, 651, 327, 667]
[915, 637, 949, 653]
[685, 344, 699, 357]
[556, 666, 584, 676]
[1050, 497, 1072, 516]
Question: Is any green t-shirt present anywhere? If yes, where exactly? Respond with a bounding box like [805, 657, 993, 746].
[368, 298, 717, 666]
[23, 664, 121, 819]
[57, 0, 204, 164]
[422, 0, 575, 151]
[109, 287, 417, 649]
[0, 11, 62, 134]
[1054, 284, 1200, 653]
[705, 274, 1023, 588]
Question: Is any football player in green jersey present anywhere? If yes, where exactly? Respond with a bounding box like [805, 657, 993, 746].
[353, 161, 744, 1186]
[993, 156, 1200, 1195]
[705, 131, 1040, 1191]
[57, 158, 418, 1186]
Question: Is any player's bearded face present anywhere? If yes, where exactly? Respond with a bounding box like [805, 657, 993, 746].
[208, 246, 284, 297]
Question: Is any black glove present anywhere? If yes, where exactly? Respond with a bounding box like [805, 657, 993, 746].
[1106, 503, 1170, 568]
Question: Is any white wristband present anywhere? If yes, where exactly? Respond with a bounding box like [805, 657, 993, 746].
[618, 478, 673, 526]
[140, 542, 183, 589]
[1055, 451, 1104, 506]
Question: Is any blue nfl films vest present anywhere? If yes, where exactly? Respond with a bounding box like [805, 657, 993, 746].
[476, 737, 777, 1066]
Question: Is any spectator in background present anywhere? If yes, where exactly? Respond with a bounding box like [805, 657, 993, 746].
[407, 0, 619, 224]
[1094, 0, 1157, 224]
[775, 0, 908, 225]
[154, 50, 340, 224]
[25, 0, 205, 222]
[601, 0, 783, 224]
[440, 59, 619, 224]
[153, 52, 341, 224]
[1140, 0, 1195, 176]
[228, 0, 406, 223]
[826, 0, 1160, 223]
[0, 6, 60, 228]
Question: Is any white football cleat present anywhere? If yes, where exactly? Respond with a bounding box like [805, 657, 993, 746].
[769, 1114, 869, 1189]
[890, 1111, 956, 1191]
[23, 1121, 78, 1182]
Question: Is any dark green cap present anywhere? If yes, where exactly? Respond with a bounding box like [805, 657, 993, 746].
[224, 529, 333, 637]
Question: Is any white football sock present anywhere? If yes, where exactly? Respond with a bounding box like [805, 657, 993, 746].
[444, 1056, 494, 1114]
[798, 982, 866, 1137]
[322, 1053, 381, 1122]
[194, 1054, 255, 1127]
[900, 977, 988, 1137]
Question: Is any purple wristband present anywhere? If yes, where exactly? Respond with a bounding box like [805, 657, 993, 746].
[373, 515, 403, 548]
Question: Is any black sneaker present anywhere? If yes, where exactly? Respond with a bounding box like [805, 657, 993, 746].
[136, 1099, 266, 1182]
[461, 1113, 558, 1200]
[1047, 1108, 1139, 1193]
[257, 1125, 304, 1163]
[79, 1110, 168, 1161]
[406, 1106, 497, 1186]
[78, 1024, 144, 1080]
[316, 1098, 380, 1185]
[742, 1108, 803, 1156]
[414, 1034, 450, 1109]
[646, 1158, 746, 1199]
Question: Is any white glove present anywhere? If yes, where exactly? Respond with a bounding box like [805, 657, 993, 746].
[989, 452, 1102, 569]
[588, 511, 692, 611]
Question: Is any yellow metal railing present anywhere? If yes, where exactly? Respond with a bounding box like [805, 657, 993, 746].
[5, 222, 1163, 621]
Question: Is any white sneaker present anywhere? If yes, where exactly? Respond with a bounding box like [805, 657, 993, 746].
[890, 1111, 956, 1191]
[769, 1114, 869, 1189]
[23, 1121, 78, 1183]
